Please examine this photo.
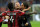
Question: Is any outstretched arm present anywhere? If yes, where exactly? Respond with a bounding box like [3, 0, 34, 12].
[22, 7, 31, 12]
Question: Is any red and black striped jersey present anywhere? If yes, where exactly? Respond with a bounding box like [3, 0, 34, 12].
[2, 10, 25, 27]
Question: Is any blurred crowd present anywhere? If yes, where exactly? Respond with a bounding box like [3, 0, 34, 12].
[0, 0, 40, 12]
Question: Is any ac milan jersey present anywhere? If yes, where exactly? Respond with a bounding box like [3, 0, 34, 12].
[2, 10, 25, 27]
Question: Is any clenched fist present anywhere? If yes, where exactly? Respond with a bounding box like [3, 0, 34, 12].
[25, 22, 28, 26]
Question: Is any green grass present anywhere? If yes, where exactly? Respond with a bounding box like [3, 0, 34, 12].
[31, 21, 40, 27]
[1, 21, 40, 27]
[2, 24, 8, 27]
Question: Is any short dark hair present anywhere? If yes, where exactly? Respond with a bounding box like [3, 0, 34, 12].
[23, 2, 29, 8]
[7, 3, 14, 9]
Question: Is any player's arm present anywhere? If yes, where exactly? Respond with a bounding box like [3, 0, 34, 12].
[22, 7, 31, 12]
[18, 11, 25, 16]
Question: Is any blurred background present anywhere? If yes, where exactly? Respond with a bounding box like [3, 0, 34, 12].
[0, 0, 40, 27]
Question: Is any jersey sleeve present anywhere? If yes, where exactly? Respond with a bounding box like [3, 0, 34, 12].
[2, 11, 8, 16]
[2, 12, 7, 16]
[18, 11, 25, 16]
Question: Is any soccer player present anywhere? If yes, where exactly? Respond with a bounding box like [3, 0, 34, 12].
[15, 2, 22, 27]
[15, 2, 31, 27]
[2, 2, 25, 27]
[20, 2, 31, 27]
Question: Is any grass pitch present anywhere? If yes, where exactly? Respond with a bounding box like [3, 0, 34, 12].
[2, 21, 40, 27]
[31, 21, 40, 27]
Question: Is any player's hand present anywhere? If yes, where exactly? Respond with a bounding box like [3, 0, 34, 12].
[25, 22, 28, 26]
[5, 15, 9, 19]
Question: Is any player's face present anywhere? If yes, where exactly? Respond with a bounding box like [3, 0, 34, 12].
[21, 3, 25, 9]
[15, 2, 20, 9]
